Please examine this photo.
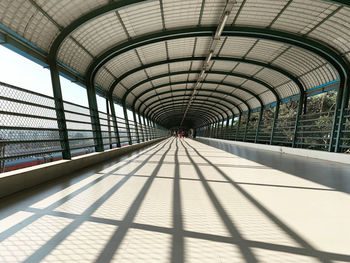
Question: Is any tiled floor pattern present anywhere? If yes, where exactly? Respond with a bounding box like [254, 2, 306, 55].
[0, 138, 350, 262]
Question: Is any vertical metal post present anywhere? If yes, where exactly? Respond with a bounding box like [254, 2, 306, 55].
[123, 104, 132, 145]
[109, 98, 121, 147]
[235, 113, 242, 140]
[255, 107, 264, 143]
[151, 120, 156, 138]
[225, 116, 230, 140]
[217, 122, 220, 138]
[85, 82, 104, 152]
[329, 78, 346, 152]
[146, 118, 151, 139]
[212, 122, 216, 138]
[132, 110, 140, 143]
[147, 118, 153, 139]
[292, 94, 304, 148]
[243, 110, 251, 142]
[217, 122, 221, 138]
[220, 121, 224, 138]
[335, 78, 349, 152]
[143, 116, 149, 141]
[270, 101, 280, 145]
[150, 120, 154, 138]
[151, 120, 156, 139]
[49, 61, 71, 159]
[217, 121, 221, 138]
[106, 97, 112, 149]
[138, 114, 145, 142]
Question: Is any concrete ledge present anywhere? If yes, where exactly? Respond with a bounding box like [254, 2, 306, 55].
[196, 137, 350, 165]
[0, 138, 165, 199]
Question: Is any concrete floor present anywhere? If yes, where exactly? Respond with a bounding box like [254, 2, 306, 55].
[0, 138, 350, 263]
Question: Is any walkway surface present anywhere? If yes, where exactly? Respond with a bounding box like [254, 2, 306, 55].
[0, 138, 350, 263]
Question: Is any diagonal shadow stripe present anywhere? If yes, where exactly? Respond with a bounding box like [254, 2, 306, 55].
[0, 140, 168, 243]
[23, 206, 350, 262]
[183, 139, 334, 263]
[125, 159, 269, 169]
[94, 138, 175, 263]
[179, 139, 259, 263]
[21, 139, 173, 263]
[171, 139, 185, 263]
[95, 173, 336, 192]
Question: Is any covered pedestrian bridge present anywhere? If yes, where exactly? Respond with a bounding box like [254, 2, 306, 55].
[1, 0, 350, 262]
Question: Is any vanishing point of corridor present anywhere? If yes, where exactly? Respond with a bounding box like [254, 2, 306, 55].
[0, 138, 349, 263]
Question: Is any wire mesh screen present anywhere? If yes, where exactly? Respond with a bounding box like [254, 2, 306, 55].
[98, 111, 117, 149]
[0, 82, 168, 173]
[128, 119, 139, 144]
[197, 102, 349, 153]
[116, 117, 130, 146]
[245, 111, 260, 142]
[236, 113, 249, 141]
[64, 101, 95, 153]
[0, 81, 62, 172]
[257, 108, 275, 144]
[296, 110, 335, 150]
[340, 108, 350, 153]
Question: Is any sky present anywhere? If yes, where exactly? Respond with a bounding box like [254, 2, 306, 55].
[0, 45, 125, 118]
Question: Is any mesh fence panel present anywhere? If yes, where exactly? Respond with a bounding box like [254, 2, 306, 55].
[0, 81, 62, 172]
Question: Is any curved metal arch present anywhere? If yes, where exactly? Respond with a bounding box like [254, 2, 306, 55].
[142, 92, 240, 117]
[149, 102, 228, 123]
[111, 56, 299, 101]
[157, 113, 215, 128]
[48, 0, 146, 59]
[147, 99, 233, 122]
[157, 109, 228, 128]
[123, 70, 279, 109]
[154, 108, 221, 127]
[88, 27, 348, 90]
[49, 0, 350, 60]
[149, 104, 228, 124]
[132, 86, 264, 112]
[155, 108, 218, 128]
[140, 89, 250, 115]
[145, 95, 238, 119]
[158, 110, 218, 124]
[83, 27, 349, 102]
[154, 107, 221, 125]
[149, 104, 228, 125]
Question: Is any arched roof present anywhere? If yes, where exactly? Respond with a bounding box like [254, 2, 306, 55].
[0, 0, 349, 128]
